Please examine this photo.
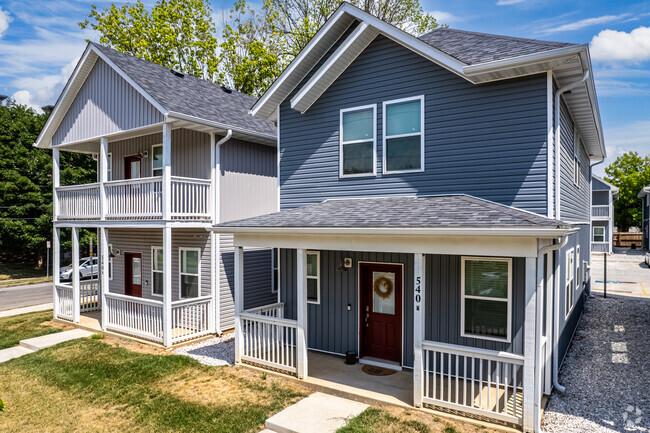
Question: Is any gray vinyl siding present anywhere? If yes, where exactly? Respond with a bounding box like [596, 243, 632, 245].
[592, 190, 609, 206]
[220, 138, 278, 223]
[279, 35, 549, 215]
[53, 58, 163, 146]
[591, 177, 610, 191]
[106, 228, 211, 302]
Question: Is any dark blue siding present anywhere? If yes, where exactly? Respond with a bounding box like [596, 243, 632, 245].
[279, 35, 549, 214]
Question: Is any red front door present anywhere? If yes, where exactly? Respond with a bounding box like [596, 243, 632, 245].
[360, 262, 402, 363]
[124, 156, 142, 179]
[124, 252, 142, 297]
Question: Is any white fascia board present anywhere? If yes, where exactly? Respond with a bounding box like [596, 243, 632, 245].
[167, 112, 276, 144]
[638, 187, 650, 199]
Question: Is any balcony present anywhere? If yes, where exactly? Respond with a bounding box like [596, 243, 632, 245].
[591, 205, 610, 219]
[56, 176, 211, 222]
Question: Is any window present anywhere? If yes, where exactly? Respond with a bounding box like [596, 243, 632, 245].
[152, 144, 163, 177]
[573, 156, 580, 187]
[107, 153, 112, 181]
[565, 249, 575, 317]
[383, 96, 424, 174]
[461, 257, 512, 342]
[108, 244, 113, 280]
[306, 251, 320, 304]
[340, 105, 376, 177]
[576, 245, 581, 288]
[152, 247, 163, 296]
[271, 248, 279, 293]
[593, 226, 605, 242]
[179, 248, 200, 298]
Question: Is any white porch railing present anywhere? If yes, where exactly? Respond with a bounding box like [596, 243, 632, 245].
[170, 296, 212, 343]
[240, 303, 297, 374]
[171, 176, 211, 220]
[80, 279, 100, 312]
[592, 205, 610, 218]
[591, 241, 610, 253]
[104, 293, 164, 343]
[105, 177, 163, 219]
[55, 284, 74, 320]
[57, 183, 101, 219]
[421, 341, 525, 425]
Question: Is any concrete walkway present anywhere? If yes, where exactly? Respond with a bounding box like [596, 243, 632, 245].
[0, 303, 53, 318]
[0, 329, 93, 363]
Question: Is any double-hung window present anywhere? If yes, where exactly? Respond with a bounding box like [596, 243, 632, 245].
[107, 153, 113, 181]
[152, 247, 163, 296]
[565, 249, 575, 317]
[152, 144, 163, 177]
[179, 248, 200, 298]
[383, 96, 424, 174]
[306, 251, 320, 304]
[574, 156, 580, 187]
[593, 227, 605, 242]
[271, 248, 279, 294]
[461, 257, 512, 342]
[340, 105, 376, 177]
[576, 245, 581, 288]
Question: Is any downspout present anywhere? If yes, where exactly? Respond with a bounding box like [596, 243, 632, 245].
[551, 235, 569, 393]
[214, 130, 232, 335]
[554, 70, 590, 220]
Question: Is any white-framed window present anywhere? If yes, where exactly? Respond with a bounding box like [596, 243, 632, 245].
[271, 248, 279, 294]
[339, 104, 376, 177]
[576, 245, 581, 289]
[152, 144, 163, 177]
[151, 246, 163, 297]
[306, 251, 320, 304]
[179, 248, 201, 298]
[460, 257, 512, 343]
[565, 248, 575, 317]
[107, 153, 113, 182]
[108, 243, 113, 280]
[593, 226, 605, 242]
[382, 95, 424, 174]
[573, 156, 580, 187]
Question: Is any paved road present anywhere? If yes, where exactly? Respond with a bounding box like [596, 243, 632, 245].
[591, 252, 650, 298]
[0, 282, 52, 311]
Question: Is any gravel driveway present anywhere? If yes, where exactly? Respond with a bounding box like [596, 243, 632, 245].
[542, 296, 650, 432]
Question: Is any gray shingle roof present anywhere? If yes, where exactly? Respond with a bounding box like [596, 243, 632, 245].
[418, 28, 575, 65]
[91, 43, 275, 138]
[217, 195, 570, 229]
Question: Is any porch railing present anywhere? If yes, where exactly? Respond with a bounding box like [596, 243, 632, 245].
[104, 293, 164, 343]
[105, 177, 163, 219]
[57, 183, 101, 220]
[592, 205, 610, 218]
[240, 303, 297, 374]
[55, 284, 74, 320]
[591, 241, 610, 253]
[80, 279, 100, 313]
[421, 341, 525, 425]
[170, 176, 211, 220]
[170, 296, 212, 343]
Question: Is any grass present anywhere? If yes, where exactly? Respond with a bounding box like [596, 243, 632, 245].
[338, 408, 430, 433]
[0, 263, 47, 281]
[0, 310, 61, 349]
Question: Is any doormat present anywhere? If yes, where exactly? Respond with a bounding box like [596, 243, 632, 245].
[361, 364, 396, 376]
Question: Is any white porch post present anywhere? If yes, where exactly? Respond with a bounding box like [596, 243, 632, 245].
[52, 149, 60, 221]
[52, 227, 60, 319]
[100, 227, 109, 331]
[413, 253, 426, 408]
[544, 250, 553, 395]
[523, 256, 538, 432]
[72, 227, 81, 323]
[162, 123, 172, 221]
[163, 226, 172, 347]
[209, 132, 218, 334]
[296, 248, 308, 379]
[234, 245, 244, 364]
[99, 137, 108, 220]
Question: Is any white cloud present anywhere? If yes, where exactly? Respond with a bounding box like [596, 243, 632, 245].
[591, 27, 650, 63]
[11, 90, 42, 113]
[496, 0, 526, 5]
[429, 10, 461, 25]
[0, 7, 12, 38]
[539, 14, 631, 34]
[10, 56, 79, 111]
[595, 79, 650, 97]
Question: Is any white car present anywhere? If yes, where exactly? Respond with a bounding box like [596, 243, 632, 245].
[60, 257, 99, 281]
[645, 252, 650, 267]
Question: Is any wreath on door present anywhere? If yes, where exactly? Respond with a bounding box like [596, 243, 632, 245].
[373, 276, 393, 299]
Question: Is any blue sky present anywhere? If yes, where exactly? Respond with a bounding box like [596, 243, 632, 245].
[0, 0, 649, 175]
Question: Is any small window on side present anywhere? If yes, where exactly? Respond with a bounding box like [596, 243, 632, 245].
[179, 248, 200, 298]
[152, 247, 163, 296]
[152, 144, 163, 177]
[306, 251, 320, 304]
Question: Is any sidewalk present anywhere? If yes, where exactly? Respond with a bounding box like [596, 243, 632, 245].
[0, 303, 53, 318]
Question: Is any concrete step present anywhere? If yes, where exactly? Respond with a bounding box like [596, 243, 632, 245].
[20, 329, 94, 351]
[265, 392, 368, 433]
[0, 346, 34, 363]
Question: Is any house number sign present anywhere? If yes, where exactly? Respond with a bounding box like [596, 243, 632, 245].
[415, 275, 421, 311]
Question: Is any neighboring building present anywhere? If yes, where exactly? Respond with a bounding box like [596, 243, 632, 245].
[639, 184, 650, 250]
[35, 42, 278, 347]
[591, 175, 618, 254]
[211, 4, 605, 433]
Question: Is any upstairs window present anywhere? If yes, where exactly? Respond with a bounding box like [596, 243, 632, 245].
[153, 144, 163, 177]
[340, 105, 376, 177]
[383, 96, 424, 174]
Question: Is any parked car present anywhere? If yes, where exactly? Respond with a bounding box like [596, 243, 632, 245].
[645, 252, 650, 267]
[60, 257, 98, 281]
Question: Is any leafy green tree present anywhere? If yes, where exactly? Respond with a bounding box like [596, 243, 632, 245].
[79, 0, 220, 82]
[605, 151, 650, 231]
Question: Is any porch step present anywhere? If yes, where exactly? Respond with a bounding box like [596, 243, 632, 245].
[20, 329, 94, 351]
[0, 346, 34, 363]
[265, 392, 368, 433]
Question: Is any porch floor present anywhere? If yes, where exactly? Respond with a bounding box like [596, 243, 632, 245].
[79, 311, 102, 332]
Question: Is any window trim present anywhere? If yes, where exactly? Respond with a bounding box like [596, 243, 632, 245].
[576, 245, 581, 290]
[151, 246, 163, 298]
[306, 250, 320, 305]
[592, 226, 605, 242]
[339, 104, 377, 178]
[573, 156, 580, 187]
[565, 248, 575, 318]
[152, 143, 163, 177]
[107, 152, 113, 182]
[382, 95, 425, 175]
[460, 256, 512, 343]
[178, 247, 201, 299]
[271, 248, 279, 294]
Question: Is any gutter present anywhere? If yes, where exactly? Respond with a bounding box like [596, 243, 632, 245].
[168, 111, 275, 144]
[551, 236, 569, 394]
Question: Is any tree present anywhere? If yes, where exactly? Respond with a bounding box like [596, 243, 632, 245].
[605, 151, 650, 231]
[79, 0, 220, 82]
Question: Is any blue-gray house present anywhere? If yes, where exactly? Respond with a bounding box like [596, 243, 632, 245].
[210, 4, 605, 432]
[639, 184, 650, 250]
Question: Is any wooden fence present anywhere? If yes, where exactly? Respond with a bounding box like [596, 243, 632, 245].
[613, 232, 642, 248]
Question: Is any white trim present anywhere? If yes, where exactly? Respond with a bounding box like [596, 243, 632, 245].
[178, 247, 201, 299]
[167, 112, 275, 142]
[565, 247, 575, 318]
[339, 104, 377, 178]
[151, 245, 164, 298]
[546, 71, 554, 218]
[382, 95, 425, 174]
[306, 250, 320, 304]
[151, 143, 163, 177]
[576, 244, 581, 289]
[460, 256, 512, 343]
[592, 226, 605, 242]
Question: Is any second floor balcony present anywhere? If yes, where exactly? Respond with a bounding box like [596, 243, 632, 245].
[591, 204, 610, 220]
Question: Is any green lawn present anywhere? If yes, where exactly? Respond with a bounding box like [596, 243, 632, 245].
[0, 310, 61, 349]
[338, 408, 430, 433]
[0, 263, 47, 280]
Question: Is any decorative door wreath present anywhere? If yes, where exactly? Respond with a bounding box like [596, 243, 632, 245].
[373, 276, 394, 299]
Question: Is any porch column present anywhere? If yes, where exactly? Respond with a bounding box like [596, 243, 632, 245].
[234, 245, 244, 363]
[72, 227, 81, 323]
[99, 137, 108, 220]
[209, 132, 218, 334]
[544, 249, 553, 395]
[52, 227, 60, 319]
[296, 248, 308, 379]
[162, 123, 172, 221]
[523, 256, 538, 432]
[533, 247, 547, 433]
[52, 148, 59, 221]
[413, 253, 426, 408]
[100, 227, 109, 331]
[162, 226, 172, 347]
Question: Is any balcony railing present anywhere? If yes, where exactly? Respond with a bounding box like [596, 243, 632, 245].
[592, 205, 610, 218]
[56, 176, 212, 221]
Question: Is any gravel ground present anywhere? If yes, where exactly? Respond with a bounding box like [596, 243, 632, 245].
[542, 296, 650, 432]
[173, 333, 235, 366]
